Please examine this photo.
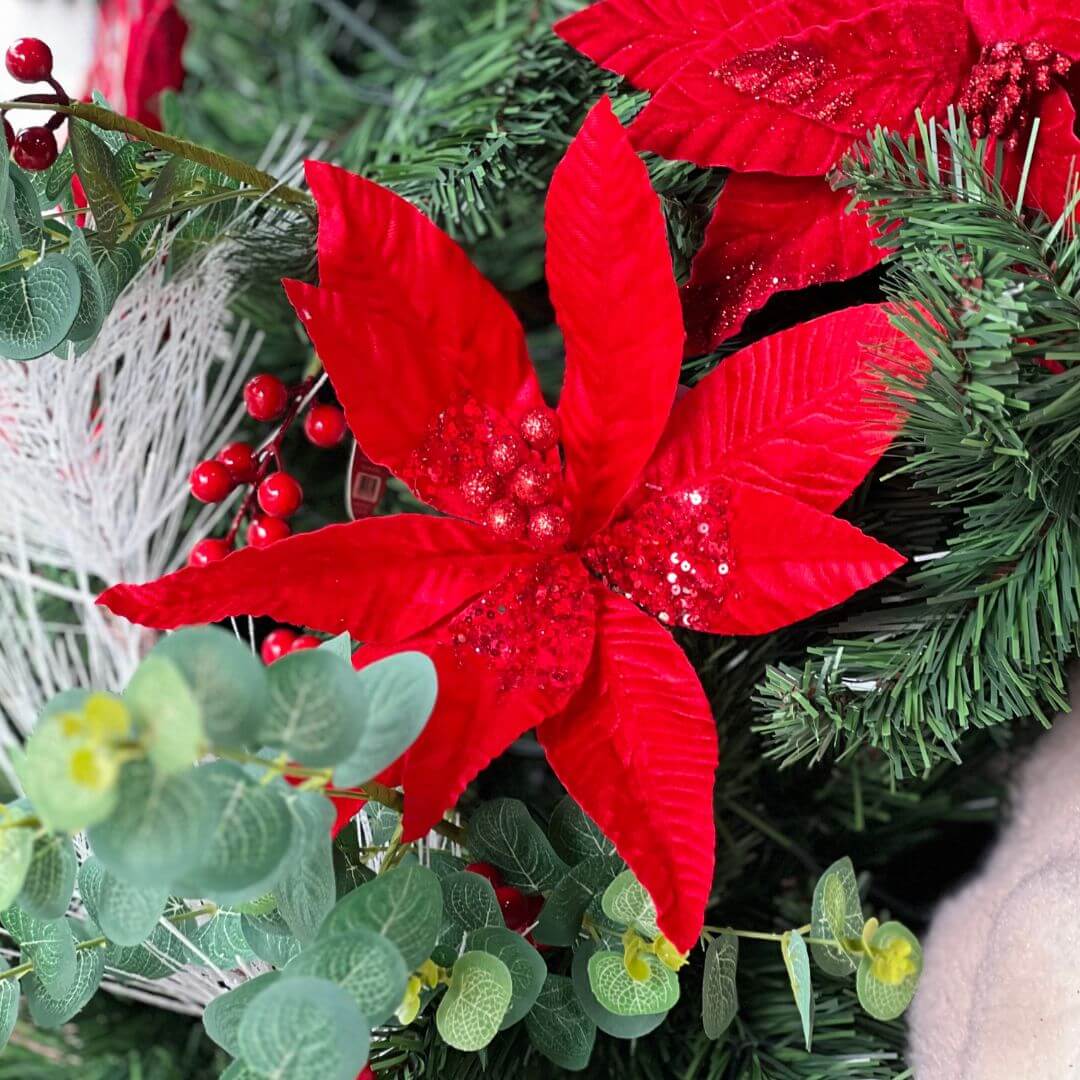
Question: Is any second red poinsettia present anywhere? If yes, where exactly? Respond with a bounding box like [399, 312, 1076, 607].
[558, 0, 1080, 351]
[99, 98, 922, 951]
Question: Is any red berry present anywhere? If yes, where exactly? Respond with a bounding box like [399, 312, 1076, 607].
[257, 471, 303, 518]
[465, 862, 503, 887]
[487, 434, 523, 477]
[495, 886, 543, 932]
[12, 127, 58, 172]
[243, 374, 288, 422]
[461, 467, 501, 508]
[6, 38, 53, 83]
[509, 463, 555, 507]
[260, 628, 297, 664]
[290, 634, 321, 652]
[485, 498, 526, 540]
[357, 1067, 375, 1080]
[3, 119, 14, 150]
[187, 538, 231, 567]
[519, 407, 559, 452]
[188, 459, 234, 503]
[216, 441, 258, 483]
[527, 504, 570, 548]
[247, 515, 291, 548]
[304, 404, 348, 448]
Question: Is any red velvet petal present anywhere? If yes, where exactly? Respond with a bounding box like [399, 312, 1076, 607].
[1024, 87, 1080, 221]
[964, 0, 1080, 56]
[649, 305, 925, 512]
[702, 480, 905, 634]
[547, 98, 683, 542]
[98, 516, 534, 642]
[683, 174, 882, 351]
[537, 588, 717, 953]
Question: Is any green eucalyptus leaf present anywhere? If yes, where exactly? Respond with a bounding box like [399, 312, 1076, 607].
[24, 934, 104, 1028]
[1, 907, 76, 996]
[334, 651, 437, 786]
[172, 762, 293, 904]
[571, 941, 667, 1038]
[0, 169, 20, 263]
[319, 633, 353, 660]
[68, 120, 133, 244]
[466, 798, 568, 895]
[43, 146, 75, 203]
[241, 909, 301, 968]
[601, 870, 659, 939]
[285, 927, 407, 1025]
[9, 166, 44, 248]
[466, 925, 546, 1030]
[18, 832, 76, 919]
[63, 225, 107, 345]
[548, 796, 616, 865]
[274, 792, 336, 943]
[426, 850, 467, 881]
[526, 973, 596, 1072]
[320, 863, 442, 971]
[437, 870, 503, 961]
[87, 760, 210, 888]
[262, 650, 366, 767]
[190, 910, 257, 968]
[362, 803, 400, 846]
[102, 918, 196, 981]
[811, 856, 864, 977]
[0, 253, 81, 363]
[203, 970, 281, 1056]
[855, 921, 923, 1021]
[533, 853, 624, 948]
[436, 950, 512, 1052]
[124, 656, 204, 775]
[587, 948, 679, 1017]
[0, 811, 35, 909]
[88, 236, 141, 308]
[148, 626, 268, 750]
[0, 957, 19, 1051]
[78, 856, 166, 947]
[781, 931, 814, 1051]
[702, 934, 739, 1039]
[236, 974, 370, 1080]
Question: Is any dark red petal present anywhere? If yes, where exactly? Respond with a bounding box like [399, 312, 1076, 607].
[701, 480, 905, 635]
[537, 588, 717, 953]
[98, 516, 535, 641]
[683, 174, 883, 351]
[1024, 87, 1080, 221]
[964, 0, 1080, 56]
[651, 305, 925, 512]
[547, 98, 684, 542]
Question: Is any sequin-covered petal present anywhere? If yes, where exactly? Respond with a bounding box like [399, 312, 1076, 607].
[547, 98, 683, 543]
[648, 306, 926, 512]
[683, 174, 882, 351]
[537, 587, 717, 953]
[964, 0, 1080, 57]
[98, 516, 536, 642]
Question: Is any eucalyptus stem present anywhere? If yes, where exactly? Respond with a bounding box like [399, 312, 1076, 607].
[0, 100, 314, 210]
[705, 926, 837, 948]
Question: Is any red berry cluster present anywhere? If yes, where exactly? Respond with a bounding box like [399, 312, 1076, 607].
[3, 39, 67, 171]
[259, 627, 320, 664]
[185, 372, 349, 567]
[463, 407, 570, 548]
[464, 862, 545, 937]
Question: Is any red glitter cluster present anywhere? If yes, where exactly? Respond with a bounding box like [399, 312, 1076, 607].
[584, 485, 734, 631]
[958, 41, 1071, 149]
[443, 558, 594, 694]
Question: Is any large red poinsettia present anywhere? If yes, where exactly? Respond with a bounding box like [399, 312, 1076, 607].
[99, 98, 921, 950]
[558, 0, 1080, 351]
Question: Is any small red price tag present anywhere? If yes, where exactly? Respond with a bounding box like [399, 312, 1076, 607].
[347, 441, 390, 520]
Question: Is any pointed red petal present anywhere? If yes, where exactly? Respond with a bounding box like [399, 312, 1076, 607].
[704, 480, 905, 634]
[547, 98, 683, 542]
[683, 174, 883, 350]
[1025, 88, 1080, 222]
[650, 305, 925, 512]
[98, 516, 534, 641]
[537, 588, 717, 953]
[964, 0, 1080, 56]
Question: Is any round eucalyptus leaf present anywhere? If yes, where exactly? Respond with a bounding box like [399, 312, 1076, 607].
[18, 832, 76, 919]
[0, 907, 76, 997]
[702, 934, 739, 1040]
[88, 235, 141, 308]
[571, 940, 667, 1038]
[0, 813, 35, 910]
[240, 908, 300, 968]
[262, 649, 367, 767]
[466, 925, 546, 1030]
[149, 627, 268, 749]
[285, 927, 407, 1025]
[9, 166, 44, 248]
[237, 974, 369, 1080]
[525, 973, 596, 1072]
[548, 796, 616, 865]
[78, 856, 166, 946]
[24, 936, 104, 1028]
[64, 225, 107, 344]
[274, 793, 336, 943]
[123, 656, 204, 775]
[334, 651, 436, 786]
[533, 853, 624, 948]
[601, 870, 659, 939]
[587, 948, 679, 1017]
[855, 921, 923, 1021]
[102, 920, 196, 981]
[87, 760, 210, 888]
[466, 798, 568, 895]
[441, 871, 503, 933]
[0, 957, 19, 1051]
[436, 951, 512, 1052]
[811, 856, 864, 977]
[203, 970, 281, 1056]
[190, 910, 257, 968]
[0, 254, 81, 362]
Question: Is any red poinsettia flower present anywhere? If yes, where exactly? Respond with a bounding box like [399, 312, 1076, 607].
[558, 0, 1080, 351]
[99, 98, 921, 950]
[85, 0, 187, 128]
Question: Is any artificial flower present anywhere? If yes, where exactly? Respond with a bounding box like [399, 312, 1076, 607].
[99, 98, 920, 950]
